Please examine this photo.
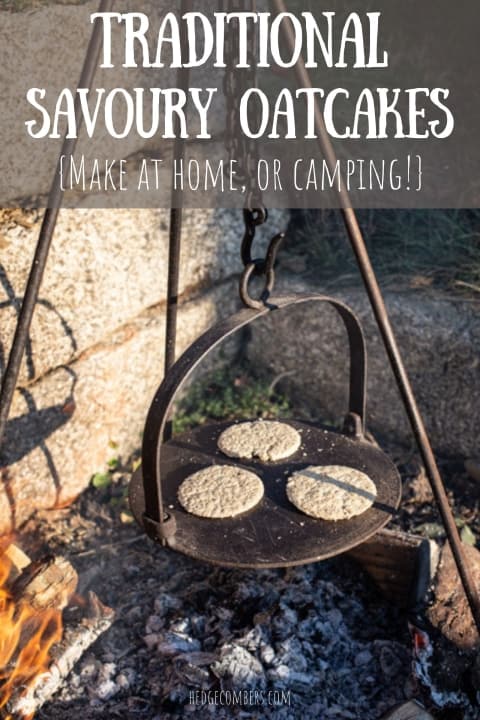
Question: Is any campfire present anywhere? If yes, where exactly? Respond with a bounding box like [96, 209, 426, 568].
[0, 543, 113, 720]
[0, 547, 62, 719]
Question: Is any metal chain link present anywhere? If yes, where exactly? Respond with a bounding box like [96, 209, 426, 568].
[222, 0, 261, 207]
[222, 0, 286, 307]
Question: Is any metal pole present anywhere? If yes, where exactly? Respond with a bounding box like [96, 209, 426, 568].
[0, 0, 114, 449]
[164, 209, 183, 376]
[271, 0, 480, 632]
[163, 0, 192, 441]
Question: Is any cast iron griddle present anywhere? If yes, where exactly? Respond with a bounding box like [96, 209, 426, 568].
[130, 419, 401, 569]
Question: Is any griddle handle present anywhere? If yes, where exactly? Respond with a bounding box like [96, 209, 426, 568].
[140, 293, 367, 541]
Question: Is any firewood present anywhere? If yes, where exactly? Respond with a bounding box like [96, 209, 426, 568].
[380, 700, 435, 719]
[2, 544, 77, 609]
[9, 555, 78, 611]
[0, 548, 112, 718]
[7, 591, 115, 720]
[465, 459, 480, 483]
[347, 528, 439, 608]
[4, 545, 31, 578]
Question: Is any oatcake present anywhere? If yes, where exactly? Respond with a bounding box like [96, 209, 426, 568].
[178, 465, 264, 518]
[218, 420, 301, 463]
[287, 465, 377, 521]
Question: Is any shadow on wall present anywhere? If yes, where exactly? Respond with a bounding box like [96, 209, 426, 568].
[0, 264, 78, 530]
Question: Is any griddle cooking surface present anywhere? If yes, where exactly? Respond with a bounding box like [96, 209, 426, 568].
[130, 420, 401, 569]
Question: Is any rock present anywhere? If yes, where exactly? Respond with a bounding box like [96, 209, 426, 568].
[0, 207, 288, 385]
[0, 1, 227, 204]
[0, 280, 241, 535]
[0, 203, 289, 533]
[1, 1, 155, 202]
[408, 464, 434, 505]
[246, 278, 480, 458]
[426, 542, 480, 652]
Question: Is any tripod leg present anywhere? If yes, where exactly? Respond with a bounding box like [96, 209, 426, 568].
[0, 0, 114, 450]
[162, 0, 192, 444]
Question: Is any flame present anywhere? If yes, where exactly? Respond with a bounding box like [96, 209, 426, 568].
[0, 551, 62, 719]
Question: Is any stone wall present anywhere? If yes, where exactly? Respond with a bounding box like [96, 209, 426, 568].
[0, 207, 288, 535]
[2, 0, 225, 203]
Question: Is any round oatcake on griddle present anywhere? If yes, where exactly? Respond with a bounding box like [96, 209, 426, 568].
[178, 465, 264, 519]
[286, 465, 377, 521]
[218, 420, 301, 463]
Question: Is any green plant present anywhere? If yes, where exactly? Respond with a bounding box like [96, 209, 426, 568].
[91, 453, 120, 489]
[91, 472, 111, 490]
[172, 365, 291, 435]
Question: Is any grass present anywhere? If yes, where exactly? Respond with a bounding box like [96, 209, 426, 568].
[172, 365, 291, 435]
[286, 209, 480, 291]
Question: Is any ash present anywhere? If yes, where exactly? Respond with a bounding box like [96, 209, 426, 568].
[23, 477, 416, 720]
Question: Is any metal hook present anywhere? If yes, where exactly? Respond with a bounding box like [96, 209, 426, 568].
[240, 262, 275, 310]
[264, 232, 285, 276]
[239, 232, 285, 309]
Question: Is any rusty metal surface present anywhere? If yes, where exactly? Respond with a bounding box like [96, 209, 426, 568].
[240, 233, 285, 309]
[163, 0, 193, 443]
[139, 294, 367, 546]
[164, 0, 192, 377]
[130, 419, 401, 568]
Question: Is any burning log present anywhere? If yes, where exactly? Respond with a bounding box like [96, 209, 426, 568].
[8, 592, 114, 720]
[0, 546, 68, 719]
[411, 542, 480, 708]
[0, 545, 113, 719]
[10, 555, 78, 612]
[347, 530, 480, 710]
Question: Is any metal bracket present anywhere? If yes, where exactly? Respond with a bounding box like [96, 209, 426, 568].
[343, 412, 365, 441]
[142, 513, 177, 545]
